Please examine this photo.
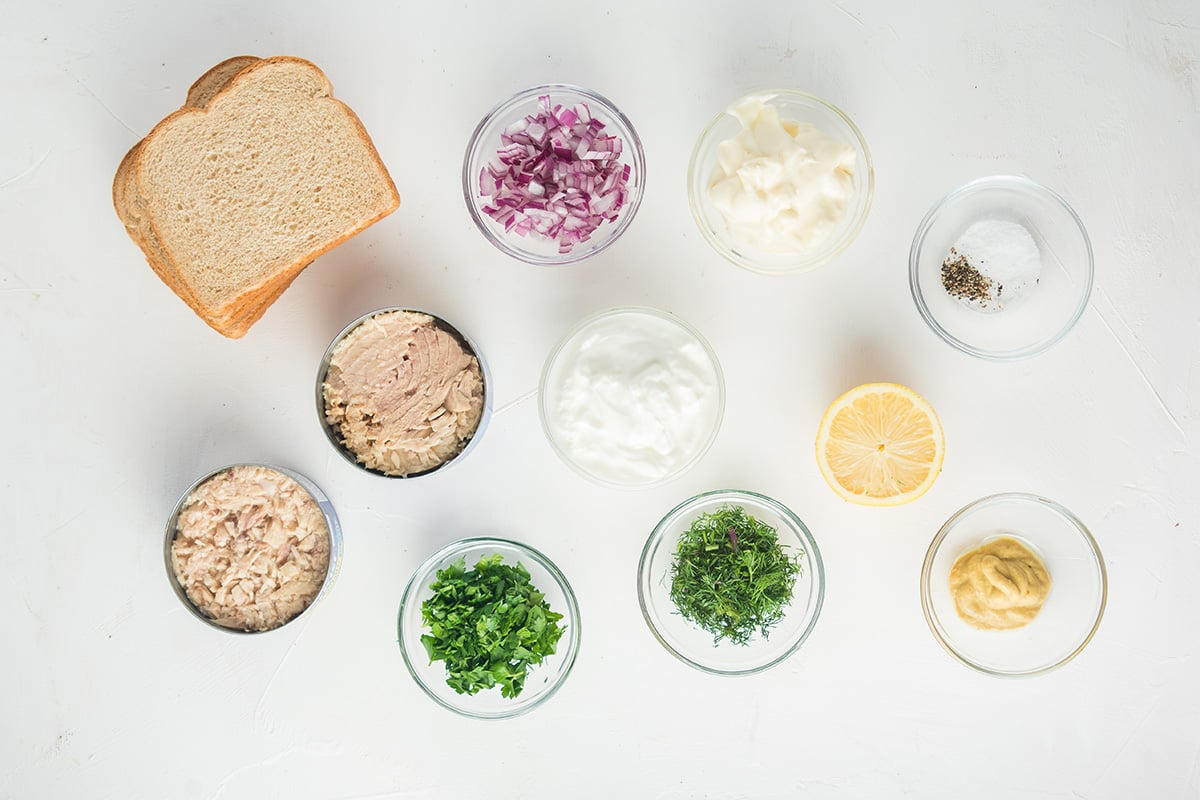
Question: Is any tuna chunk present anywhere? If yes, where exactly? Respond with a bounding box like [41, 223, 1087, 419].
[170, 466, 331, 631]
[322, 310, 485, 476]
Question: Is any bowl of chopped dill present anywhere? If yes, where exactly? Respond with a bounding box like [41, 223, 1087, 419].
[398, 537, 581, 719]
[637, 489, 825, 675]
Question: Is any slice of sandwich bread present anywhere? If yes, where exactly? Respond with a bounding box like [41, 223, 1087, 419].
[113, 56, 399, 337]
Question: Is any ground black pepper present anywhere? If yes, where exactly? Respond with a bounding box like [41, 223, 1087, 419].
[941, 247, 995, 305]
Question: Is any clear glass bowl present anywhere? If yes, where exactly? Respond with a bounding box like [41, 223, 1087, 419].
[164, 463, 343, 634]
[688, 89, 874, 275]
[463, 83, 646, 266]
[921, 492, 1107, 677]
[315, 307, 492, 479]
[538, 306, 725, 489]
[909, 175, 1094, 360]
[397, 537, 582, 719]
[638, 489, 825, 675]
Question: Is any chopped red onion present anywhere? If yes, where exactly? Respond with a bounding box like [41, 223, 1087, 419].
[480, 95, 632, 255]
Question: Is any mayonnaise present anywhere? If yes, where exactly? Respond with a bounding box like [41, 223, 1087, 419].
[708, 97, 857, 253]
[542, 309, 723, 486]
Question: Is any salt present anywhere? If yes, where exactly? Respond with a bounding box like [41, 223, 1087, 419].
[942, 219, 1042, 312]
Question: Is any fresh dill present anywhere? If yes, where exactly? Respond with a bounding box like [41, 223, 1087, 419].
[668, 505, 801, 646]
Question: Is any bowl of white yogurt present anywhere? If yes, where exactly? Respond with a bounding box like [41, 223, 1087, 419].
[908, 175, 1094, 360]
[538, 307, 725, 489]
[688, 90, 874, 275]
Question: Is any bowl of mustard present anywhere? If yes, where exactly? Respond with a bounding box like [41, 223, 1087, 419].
[920, 492, 1107, 677]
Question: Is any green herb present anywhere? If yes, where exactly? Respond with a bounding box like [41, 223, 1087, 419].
[419, 554, 565, 698]
[668, 504, 801, 646]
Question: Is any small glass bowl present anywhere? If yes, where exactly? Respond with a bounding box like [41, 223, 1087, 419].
[921, 492, 1107, 677]
[688, 89, 874, 275]
[316, 307, 492, 479]
[538, 306, 725, 489]
[463, 84, 646, 266]
[164, 463, 343, 634]
[397, 537, 582, 719]
[909, 175, 1094, 360]
[638, 489, 825, 675]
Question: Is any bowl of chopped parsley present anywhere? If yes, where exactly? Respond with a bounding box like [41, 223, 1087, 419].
[398, 537, 581, 719]
[638, 489, 825, 675]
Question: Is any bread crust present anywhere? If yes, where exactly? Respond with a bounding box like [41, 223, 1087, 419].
[185, 55, 260, 108]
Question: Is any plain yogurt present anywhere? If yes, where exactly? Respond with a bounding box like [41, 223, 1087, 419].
[541, 309, 723, 486]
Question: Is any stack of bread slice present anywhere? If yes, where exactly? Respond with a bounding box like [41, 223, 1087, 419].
[113, 56, 400, 337]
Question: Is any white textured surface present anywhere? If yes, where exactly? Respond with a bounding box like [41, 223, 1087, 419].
[2, 1, 1198, 798]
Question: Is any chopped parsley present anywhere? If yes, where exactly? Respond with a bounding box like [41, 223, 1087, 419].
[420, 554, 565, 698]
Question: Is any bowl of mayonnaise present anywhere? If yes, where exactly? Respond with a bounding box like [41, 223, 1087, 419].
[688, 90, 874, 275]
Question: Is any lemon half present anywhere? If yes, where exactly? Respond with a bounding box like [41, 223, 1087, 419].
[815, 382, 945, 506]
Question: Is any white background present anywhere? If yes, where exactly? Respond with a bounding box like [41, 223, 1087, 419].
[2, 1, 1198, 798]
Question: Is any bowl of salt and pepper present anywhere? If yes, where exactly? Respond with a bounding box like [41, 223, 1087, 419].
[909, 175, 1094, 361]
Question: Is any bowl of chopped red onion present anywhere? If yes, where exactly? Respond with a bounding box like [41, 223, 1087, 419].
[463, 84, 645, 266]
